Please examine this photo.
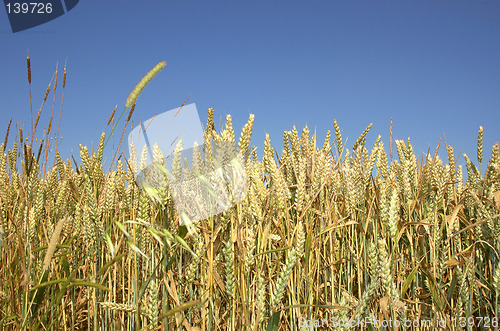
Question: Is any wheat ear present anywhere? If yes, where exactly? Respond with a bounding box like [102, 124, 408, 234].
[42, 217, 66, 271]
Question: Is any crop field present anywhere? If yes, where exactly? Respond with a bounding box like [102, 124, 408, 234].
[0, 61, 499, 330]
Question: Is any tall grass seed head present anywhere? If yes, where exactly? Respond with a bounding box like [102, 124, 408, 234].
[125, 61, 166, 108]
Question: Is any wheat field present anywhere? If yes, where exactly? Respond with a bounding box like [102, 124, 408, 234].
[0, 60, 499, 330]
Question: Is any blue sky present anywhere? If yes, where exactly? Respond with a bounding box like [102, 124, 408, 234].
[1, 1, 499, 171]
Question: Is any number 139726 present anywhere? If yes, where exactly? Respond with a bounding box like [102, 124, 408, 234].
[5, 2, 53, 14]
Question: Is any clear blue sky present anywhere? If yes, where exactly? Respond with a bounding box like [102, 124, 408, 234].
[1, 1, 499, 170]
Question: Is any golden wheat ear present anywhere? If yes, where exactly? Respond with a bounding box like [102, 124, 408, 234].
[29, 217, 66, 316]
[42, 217, 66, 271]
